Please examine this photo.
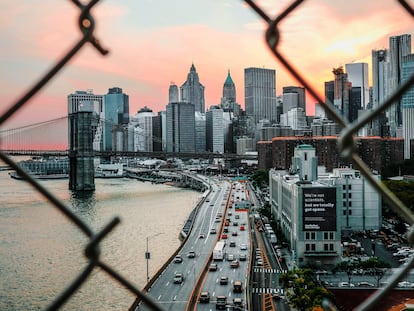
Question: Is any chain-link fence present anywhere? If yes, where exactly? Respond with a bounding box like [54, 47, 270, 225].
[1, 1, 414, 310]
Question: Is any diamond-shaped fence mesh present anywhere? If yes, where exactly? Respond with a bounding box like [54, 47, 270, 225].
[0, 1, 414, 310]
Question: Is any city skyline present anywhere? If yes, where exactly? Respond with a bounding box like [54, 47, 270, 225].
[1, 1, 413, 129]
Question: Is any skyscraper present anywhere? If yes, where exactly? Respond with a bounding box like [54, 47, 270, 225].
[372, 49, 390, 136]
[244, 67, 277, 124]
[345, 63, 369, 110]
[388, 34, 412, 137]
[104, 87, 130, 151]
[134, 106, 154, 152]
[282, 86, 306, 114]
[206, 106, 224, 153]
[221, 70, 236, 104]
[332, 67, 351, 121]
[180, 64, 205, 113]
[166, 102, 195, 152]
[402, 54, 414, 159]
[169, 82, 179, 103]
[221, 70, 240, 116]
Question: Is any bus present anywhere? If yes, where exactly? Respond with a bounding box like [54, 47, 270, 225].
[213, 241, 226, 260]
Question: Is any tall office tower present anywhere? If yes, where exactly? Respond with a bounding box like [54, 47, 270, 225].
[332, 67, 351, 121]
[221, 70, 236, 104]
[180, 63, 205, 113]
[152, 114, 162, 152]
[372, 49, 390, 136]
[195, 112, 206, 152]
[244, 67, 277, 124]
[67, 90, 104, 151]
[134, 106, 154, 152]
[402, 54, 414, 159]
[158, 111, 167, 151]
[388, 34, 412, 137]
[221, 70, 241, 116]
[345, 63, 369, 109]
[206, 106, 224, 153]
[104, 87, 130, 151]
[169, 82, 179, 103]
[166, 102, 195, 152]
[324, 81, 334, 105]
[283, 86, 306, 113]
[349, 87, 362, 123]
[282, 92, 299, 114]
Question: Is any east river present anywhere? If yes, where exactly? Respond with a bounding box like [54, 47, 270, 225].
[0, 165, 201, 310]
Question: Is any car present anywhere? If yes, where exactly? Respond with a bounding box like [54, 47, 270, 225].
[240, 225, 245, 231]
[338, 282, 355, 287]
[257, 259, 263, 266]
[233, 221, 238, 226]
[199, 291, 210, 303]
[199, 233, 206, 239]
[233, 297, 243, 308]
[397, 281, 414, 288]
[233, 280, 243, 293]
[216, 296, 227, 310]
[272, 293, 282, 300]
[229, 241, 236, 247]
[230, 260, 239, 268]
[210, 228, 217, 234]
[174, 255, 183, 263]
[240, 243, 247, 250]
[223, 227, 229, 233]
[173, 273, 184, 284]
[239, 253, 247, 261]
[215, 217, 221, 223]
[232, 231, 238, 236]
[235, 214, 240, 219]
[228, 211, 232, 216]
[356, 281, 375, 287]
[227, 254, 235, 261]
[187, 251, 196, 258]
[209, 263, 218, 271]
[221, 234, 228, 239]
[220, 276, 229, 285]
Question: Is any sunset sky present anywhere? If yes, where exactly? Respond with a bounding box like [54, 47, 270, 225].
[1, 0, 413, 130]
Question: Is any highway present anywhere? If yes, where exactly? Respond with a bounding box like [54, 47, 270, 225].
[135, 177, 230, 311]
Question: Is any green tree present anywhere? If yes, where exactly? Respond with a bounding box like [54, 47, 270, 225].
[280, 269, 334, 311]
[251, 170, 269, 189]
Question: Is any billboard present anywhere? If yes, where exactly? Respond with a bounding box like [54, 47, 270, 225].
[302, 187, 336, 231]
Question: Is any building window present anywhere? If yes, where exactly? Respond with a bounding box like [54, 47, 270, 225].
[311, 244, 316, 251]
[349, 210, 352, 215]
[330, 232, 334, 240]
[349, 201, 352, 207]
[306, 244, 310, 251]
[348, 185, 352, 190]
[304, 152, 307, 160]
[330, 244, 334, 251]
[324, 232, 328, 240]
[342, 185, 346, 190]
[349, 193, 352, 198]
[305, 232, 316, 240]
[343, 210, 346, 215]
[324, 244, 329, 251]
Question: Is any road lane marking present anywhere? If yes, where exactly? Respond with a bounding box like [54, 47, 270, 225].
[157, 295, 162, 300]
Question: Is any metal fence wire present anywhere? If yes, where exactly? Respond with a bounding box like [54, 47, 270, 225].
[0, 1, 413, 310]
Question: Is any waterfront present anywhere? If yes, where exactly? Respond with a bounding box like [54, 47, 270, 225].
[0, 168, 201, 310]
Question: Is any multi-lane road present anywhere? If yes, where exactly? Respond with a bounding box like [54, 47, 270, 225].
[135, 177, 231, 311]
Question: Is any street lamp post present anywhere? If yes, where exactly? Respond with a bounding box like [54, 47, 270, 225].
[145, 232, 163, 283]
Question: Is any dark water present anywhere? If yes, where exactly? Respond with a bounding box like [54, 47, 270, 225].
[0, 170, 200, 310]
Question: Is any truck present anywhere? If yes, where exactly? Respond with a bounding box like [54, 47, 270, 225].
[213, 241, 226, 260]
[270, 233, 277, 245]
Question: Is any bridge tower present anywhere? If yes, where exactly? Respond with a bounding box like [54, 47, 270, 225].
[68, 111, 95, 191]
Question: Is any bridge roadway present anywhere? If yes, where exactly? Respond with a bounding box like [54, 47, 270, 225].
[135, 177, 231, 311]
[3, 149, 257, 161]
